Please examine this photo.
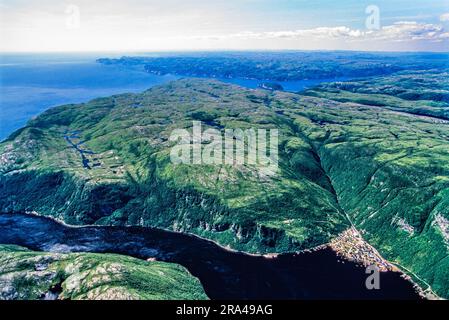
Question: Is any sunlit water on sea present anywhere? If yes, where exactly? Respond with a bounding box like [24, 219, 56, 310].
[0, 53, 352, 140]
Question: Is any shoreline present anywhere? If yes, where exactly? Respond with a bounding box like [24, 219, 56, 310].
[4, 210, 438, 299]
[328, 226, 441, 300]
[20, 210, 326, 258]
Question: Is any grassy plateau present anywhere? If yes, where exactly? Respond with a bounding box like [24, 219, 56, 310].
[1, 68, 448, 298]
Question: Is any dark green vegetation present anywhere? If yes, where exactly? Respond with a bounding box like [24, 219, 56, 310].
[305, 70, 449, 120]
[1, 69, 448, 298]
[0, 79, 350, 253]
[97, 51, 449, 81]
[0, 244, 208, 300]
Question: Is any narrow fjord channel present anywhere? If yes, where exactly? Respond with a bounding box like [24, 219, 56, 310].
[0, 213, 420, 300]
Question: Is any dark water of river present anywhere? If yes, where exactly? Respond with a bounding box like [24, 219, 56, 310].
[0, 213, 420, 300]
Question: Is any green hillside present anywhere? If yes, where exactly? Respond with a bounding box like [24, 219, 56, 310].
[0, 79, 349, 253]
[0, 245, 208, 300]
[1, 73, 448, 297]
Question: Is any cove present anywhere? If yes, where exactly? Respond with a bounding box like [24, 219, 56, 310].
[0, 213, 420, 300]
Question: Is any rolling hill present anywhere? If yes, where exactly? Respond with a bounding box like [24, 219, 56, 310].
[1, 73, 448, 298]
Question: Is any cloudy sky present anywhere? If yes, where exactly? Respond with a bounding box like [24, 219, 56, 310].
[1, 0, 448, 52]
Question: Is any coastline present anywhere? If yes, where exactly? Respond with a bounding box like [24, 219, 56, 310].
[21, 210, 322, 258]
[328, 226, 441, 300]
[7, 210, 439, 299]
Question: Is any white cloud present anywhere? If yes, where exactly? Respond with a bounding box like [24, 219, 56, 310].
[191, 22, 449, 43]
[0, 0, 447, 52]
[376, 21, 446, 42]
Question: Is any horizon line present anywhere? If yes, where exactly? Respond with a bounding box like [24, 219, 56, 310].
[1, 48, 449, 55]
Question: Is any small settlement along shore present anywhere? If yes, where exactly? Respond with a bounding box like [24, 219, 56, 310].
[328, 227, 441, 300]
[18, 211, 441, 299]
[328, 227, 394, 272]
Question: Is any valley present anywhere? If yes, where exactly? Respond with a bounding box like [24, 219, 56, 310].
[0, 213, 420, 300]
[1, 65, 448, 298]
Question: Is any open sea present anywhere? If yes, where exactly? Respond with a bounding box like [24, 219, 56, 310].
[0, 53, 352, 140]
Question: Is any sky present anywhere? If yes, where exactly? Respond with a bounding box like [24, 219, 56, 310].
[1, 0, 449, 52]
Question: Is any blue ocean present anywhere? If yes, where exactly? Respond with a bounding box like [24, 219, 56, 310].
[0, 53, 182, 140]
[0, 53, 351, 140]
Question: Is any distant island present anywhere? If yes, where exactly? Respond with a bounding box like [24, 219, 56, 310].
[2, 64, 449, 298]
[96, 51, 449, 81]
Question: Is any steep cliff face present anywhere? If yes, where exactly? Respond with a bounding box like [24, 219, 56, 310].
[300, 71, 449, 298]
[0, 79, 348, 253]
[1, 75, 448, 297]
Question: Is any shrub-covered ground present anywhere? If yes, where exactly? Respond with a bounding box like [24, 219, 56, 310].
[0, 79, 350, 253]
[1, 71, 448, 297]
[0, 244, 208, 300]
